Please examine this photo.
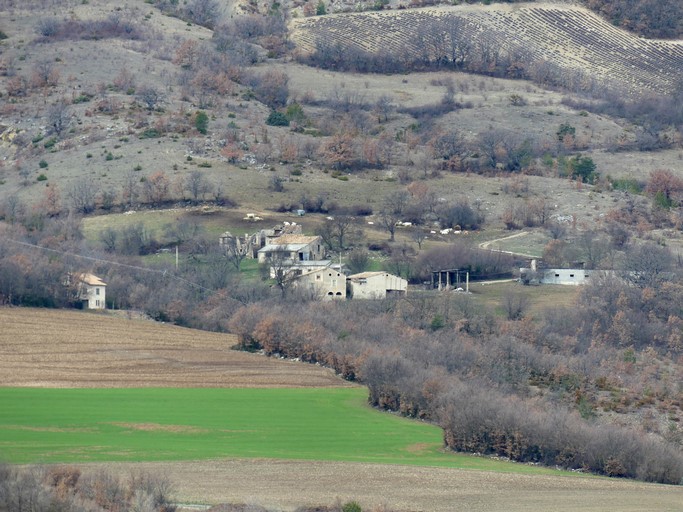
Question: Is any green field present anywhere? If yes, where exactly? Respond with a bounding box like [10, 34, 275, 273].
[0, 387, 558, 475]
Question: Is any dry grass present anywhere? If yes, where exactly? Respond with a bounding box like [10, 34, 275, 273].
[79, 459, 683, 512]
[0, 307, 351, 388]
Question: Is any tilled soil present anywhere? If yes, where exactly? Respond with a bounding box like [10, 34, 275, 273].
[0, 308, 350, 388]
[4, 307, 682, 511]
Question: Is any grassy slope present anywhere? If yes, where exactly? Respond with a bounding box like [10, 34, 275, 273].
[0, 387, 559, 476]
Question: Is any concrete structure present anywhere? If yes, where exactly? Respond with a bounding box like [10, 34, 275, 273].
[257, 235, 324, 264]
[293, 265, 346, 300]
[431, 269, 470, 291]
[347, 271, 408, 299]
[519, 267, 594, 285]
[76, 273, 106, 309]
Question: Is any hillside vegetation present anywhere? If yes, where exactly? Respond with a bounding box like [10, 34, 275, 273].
[1, 0, 683, 493]
[291, 4, 683, 96]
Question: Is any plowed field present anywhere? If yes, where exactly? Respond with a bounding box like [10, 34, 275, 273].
[3, 307, 682, 511]
[0, 308, 349, 388]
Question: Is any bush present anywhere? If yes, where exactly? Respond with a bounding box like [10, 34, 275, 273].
[37, 174, 48, 182]
[266, 111, 289, 127]
[195, 110, 209, 134]
[140, 128, 161, 139]
[342, 502, 362, 512]
[39, 160, 48, 169]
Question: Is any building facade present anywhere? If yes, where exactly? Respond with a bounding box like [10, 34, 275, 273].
[347, 271, 408, 299]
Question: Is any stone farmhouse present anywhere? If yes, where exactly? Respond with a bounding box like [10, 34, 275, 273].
[76, 273, 106, 309]
[347, 271, 408, 299]
[219, 223, 303, 259]
[291, 264, 346, 300]
[257, 234, 325, 264]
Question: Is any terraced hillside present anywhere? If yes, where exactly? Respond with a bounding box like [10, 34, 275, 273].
[290, 3, 683, 95]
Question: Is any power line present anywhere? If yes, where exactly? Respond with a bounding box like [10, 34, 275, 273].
[3, 237, 214, 292]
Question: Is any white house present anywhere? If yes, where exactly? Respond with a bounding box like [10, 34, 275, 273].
[347, 271, 408, 299]
[292, 265, 346, 300]
[76, 273, 106, 309]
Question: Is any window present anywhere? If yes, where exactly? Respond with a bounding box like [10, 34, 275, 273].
[95, 300, 100, 307]
[96, 288, 100, 295]
[569, 274, 575, 278]
[555, 274, 560, 277]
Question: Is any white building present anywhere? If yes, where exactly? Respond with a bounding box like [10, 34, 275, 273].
[293, 265, 346, 300]
[77, 273, 106, 309]
[347, 271, 408, 299]
[519, 267, 594, 285]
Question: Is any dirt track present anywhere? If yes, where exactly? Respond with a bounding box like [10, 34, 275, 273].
[3, 307, 682, 510]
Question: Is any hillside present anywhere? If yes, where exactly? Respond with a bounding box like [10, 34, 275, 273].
[1, 0, 683, 495]
[291, 3, 683, 96]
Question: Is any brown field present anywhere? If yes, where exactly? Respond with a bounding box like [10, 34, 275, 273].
[0, 307, 350, 388]
[4, 306, 683, 511]
[78, 459, 683, 512]
[290, 3, 683, 95]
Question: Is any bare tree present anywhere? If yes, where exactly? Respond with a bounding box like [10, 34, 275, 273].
[379, 190, 410, 242]
[622, 242, 672, 288]
[136, 85, 165, 111]
[68, 177, 98, 214]
[185, 170, 212, 204]
[122, 170, 140, 209]
[185, 0, 222, 29]
[578, 230, 609, 269]
[546, 220, 567, 240]
[31, 59, 59, 87]
[222, 233, 251, 271]
[2, 195, 24, 225]
[373, 94, 394, 123]
[267, 247, 298, 297]
[410, 227, 428, 250]
[502, 291, 530, 320]
[100, 227, 118, 252]
[315, 214, 359, 251]
[347, 248, 370, 274]
[47, 100, 70, 137]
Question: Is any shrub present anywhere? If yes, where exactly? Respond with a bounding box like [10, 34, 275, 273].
[43, 137, 57, 149]
[37, 174, 48, 181]
[39, 160, 48, 169]
[266, 111, 289, 126]
[140, 128, 161, 139]
[195, 110, 209, 134]
[72, 93, 93, 104]
[342, 502, 362, 512]
[557, 122, 576, 142]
